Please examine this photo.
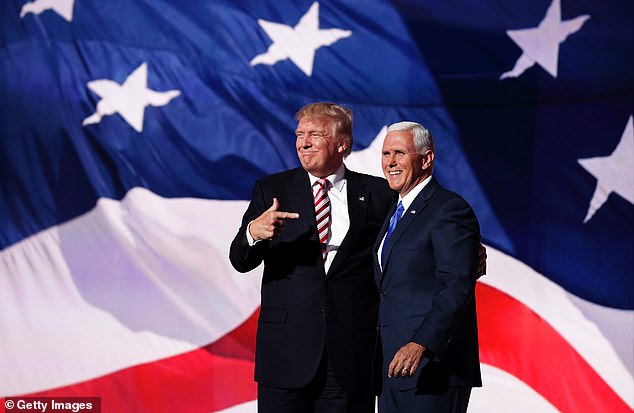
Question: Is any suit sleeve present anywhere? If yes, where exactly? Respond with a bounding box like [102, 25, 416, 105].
[229, 180, 269, 273]
[410, 196, 480, 358]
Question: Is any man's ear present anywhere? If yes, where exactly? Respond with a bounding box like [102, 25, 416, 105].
[422, 150, 435, 169]
[338, 138, 350, 154]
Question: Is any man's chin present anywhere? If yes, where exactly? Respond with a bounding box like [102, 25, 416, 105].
[386, 179, 402, 192]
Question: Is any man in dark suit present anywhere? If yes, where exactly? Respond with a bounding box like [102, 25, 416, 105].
[375, 121, 482, 413]
[229, 102, 395, 413]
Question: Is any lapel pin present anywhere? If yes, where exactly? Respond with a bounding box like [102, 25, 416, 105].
[410, 210, 416, 214]
[359, 196, 365, 201]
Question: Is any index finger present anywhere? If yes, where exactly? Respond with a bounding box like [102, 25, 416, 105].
[275, 211, 300, 219]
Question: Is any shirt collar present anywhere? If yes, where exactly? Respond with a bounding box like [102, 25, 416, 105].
[399, 175, 433, 211]
[307, 164, 346, 192]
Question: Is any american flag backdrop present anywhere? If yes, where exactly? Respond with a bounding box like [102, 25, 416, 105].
[1, 1, 632, 412]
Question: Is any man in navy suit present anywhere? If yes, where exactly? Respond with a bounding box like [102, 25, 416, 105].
[230, 102, 395, 413]
[375, 121, 482, 413]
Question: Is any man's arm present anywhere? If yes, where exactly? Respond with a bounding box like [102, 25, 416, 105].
[229, 182, 299, 273]
[411, 196, 480, 357]
[229, 181, 269, 273]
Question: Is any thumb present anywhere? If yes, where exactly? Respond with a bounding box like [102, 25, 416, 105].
[267, 197, 279, 212]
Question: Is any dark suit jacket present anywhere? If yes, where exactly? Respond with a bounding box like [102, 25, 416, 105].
[230, 167, 394, 394]
[374, 177, 482, 393]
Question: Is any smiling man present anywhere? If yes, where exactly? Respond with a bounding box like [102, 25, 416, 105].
[375, 121, 482, 413]
[230, 102, 395, 413]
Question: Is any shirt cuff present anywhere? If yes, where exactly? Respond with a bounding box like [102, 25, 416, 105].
[246, 221, 261, 246]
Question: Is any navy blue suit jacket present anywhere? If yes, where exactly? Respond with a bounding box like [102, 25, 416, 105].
[230, 167, 394, 394]
[374, 177, 482, 392]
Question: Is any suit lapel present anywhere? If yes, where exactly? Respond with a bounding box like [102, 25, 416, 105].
[282, 169, 318, 240]
[374, 201, 396, 286]
[327, 170, 369, 277]
[380, 177, 440, 280]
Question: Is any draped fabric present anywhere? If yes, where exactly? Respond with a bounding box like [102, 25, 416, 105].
[1, 1, 632, 412]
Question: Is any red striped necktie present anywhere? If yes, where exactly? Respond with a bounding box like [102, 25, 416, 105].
[314, 179, 331, 261]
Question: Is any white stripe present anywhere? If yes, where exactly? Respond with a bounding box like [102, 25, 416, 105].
[316, 202, 330, 213]
[314, 197, 328, 209]
[0, 188, 261, 395]
[480, 245, 634, 407]
[316, 209, 330, 222]
[2, 188, 630, 409]
[469, 364, 559, 412]
[216, 400, 257, 413]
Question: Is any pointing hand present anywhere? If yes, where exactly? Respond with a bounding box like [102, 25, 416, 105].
[249, 198, 300, 241]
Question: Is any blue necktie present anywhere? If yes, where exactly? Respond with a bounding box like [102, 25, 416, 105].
[382, 201, 404, 264]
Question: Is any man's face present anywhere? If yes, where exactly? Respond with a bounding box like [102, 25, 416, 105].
[382, 130, 432, 197]
[296, 117, 347, 178]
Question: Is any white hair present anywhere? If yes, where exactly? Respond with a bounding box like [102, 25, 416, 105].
[387, 121, 434, 154]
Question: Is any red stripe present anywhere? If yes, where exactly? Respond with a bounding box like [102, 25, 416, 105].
[314, 192, 326, 204]
[20, 310, 260, 413]
[477, 283, 630, 413]
[316, 211, 329, 224]
[315, 201, 329, 215]
[19, 286, 630, 413]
